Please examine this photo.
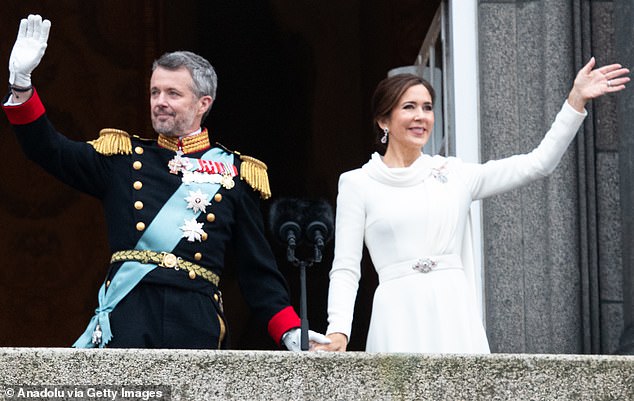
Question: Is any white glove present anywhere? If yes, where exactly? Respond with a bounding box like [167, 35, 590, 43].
[9, 14, 51, 88]
[282, 328, 331, 352]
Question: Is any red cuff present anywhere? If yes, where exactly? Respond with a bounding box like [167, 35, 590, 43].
[267, 306, 300, 345]
[3, 88, 46, 125]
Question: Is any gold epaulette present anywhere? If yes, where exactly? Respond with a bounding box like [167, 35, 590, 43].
[215, 142, 272, 199]
[239, 154, 272, 200]
[87, 128, 132, 156]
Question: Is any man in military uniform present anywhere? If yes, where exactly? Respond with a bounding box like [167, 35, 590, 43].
[3, 14, 328, 350]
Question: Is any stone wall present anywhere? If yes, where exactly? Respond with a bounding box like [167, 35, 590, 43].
[478, 0, 625, 354]
[0, 349, 632, 400]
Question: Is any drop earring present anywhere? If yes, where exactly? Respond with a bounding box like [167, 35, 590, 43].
[381, 127, 389, 144]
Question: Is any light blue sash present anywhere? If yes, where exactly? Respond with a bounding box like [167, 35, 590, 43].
[73, 147, 233, 348]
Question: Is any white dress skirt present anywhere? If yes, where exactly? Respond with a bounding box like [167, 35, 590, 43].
[367, 264, 489, 353]
[325, 101, 587, 353]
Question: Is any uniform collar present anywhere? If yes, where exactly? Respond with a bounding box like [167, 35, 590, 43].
[158, 128, 211, 154]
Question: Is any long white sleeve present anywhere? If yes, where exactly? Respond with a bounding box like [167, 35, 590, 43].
[465, 100, 587, 200]
[325, 171, 367, 338]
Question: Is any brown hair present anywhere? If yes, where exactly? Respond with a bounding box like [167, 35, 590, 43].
[371, 73, 435, 153]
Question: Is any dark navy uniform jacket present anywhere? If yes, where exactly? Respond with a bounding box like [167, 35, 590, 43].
[2, 89, 300, 347]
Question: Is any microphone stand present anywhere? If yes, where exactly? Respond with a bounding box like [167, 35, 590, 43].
[298, 259, 310, 351]
[273, 200, 333, 351]
[285, 242, 313, 351]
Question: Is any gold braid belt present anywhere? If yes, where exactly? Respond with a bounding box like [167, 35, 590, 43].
[110, 250, 220, 287]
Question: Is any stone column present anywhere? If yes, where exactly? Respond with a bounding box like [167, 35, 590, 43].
[479, 0, 583, 353]
[615, 0, 634, 355]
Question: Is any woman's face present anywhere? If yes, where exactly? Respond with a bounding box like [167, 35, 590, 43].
[380, 84, 434, 152]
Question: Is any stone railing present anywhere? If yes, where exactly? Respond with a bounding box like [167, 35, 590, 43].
[0, 348, 632, 400]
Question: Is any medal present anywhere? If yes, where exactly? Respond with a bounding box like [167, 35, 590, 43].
[221, 172, 235, 189]
[180, 218, 205, 242]
[185, 189, 211, 213]
[167, 154, 237, 188]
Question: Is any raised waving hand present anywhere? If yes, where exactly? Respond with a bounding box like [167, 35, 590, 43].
[9, 14, 51, 90]
[567, 57, 630, 112]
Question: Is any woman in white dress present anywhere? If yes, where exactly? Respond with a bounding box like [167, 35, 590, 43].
[314, 58, 629, 353]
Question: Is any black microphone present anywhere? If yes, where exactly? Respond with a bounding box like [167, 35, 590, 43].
[269, 198, 333, 351]
[304, 199, 334, 263]
[269, 198, 309, 262]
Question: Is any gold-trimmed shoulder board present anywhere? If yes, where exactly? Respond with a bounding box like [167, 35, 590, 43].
[88, 128, 132, 156]
[216, 143, 271, 199]
[239, 154, 271, 200]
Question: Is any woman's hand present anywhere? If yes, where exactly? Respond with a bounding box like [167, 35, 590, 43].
[313, 332, 348, 352]
[567, 57, 630, 112]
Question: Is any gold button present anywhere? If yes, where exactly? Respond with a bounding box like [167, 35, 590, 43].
[188, 271, 196, 280]
[213, 293, 219, 302]
[201, 232, 208, 241]
[214, 193, 222, 202]
[136, 222, 146, 231]
[206, 213, 216, 223]
[133, 181, 143, 190]
[133, 161, 142, 170]
[194, 252, 202, 261]
[106, 280, 111, 288]
[134, 146, 144, 155]
[134, 201, 144, 210]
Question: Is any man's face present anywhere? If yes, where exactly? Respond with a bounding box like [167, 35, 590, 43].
[149, 66, 211, 137]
